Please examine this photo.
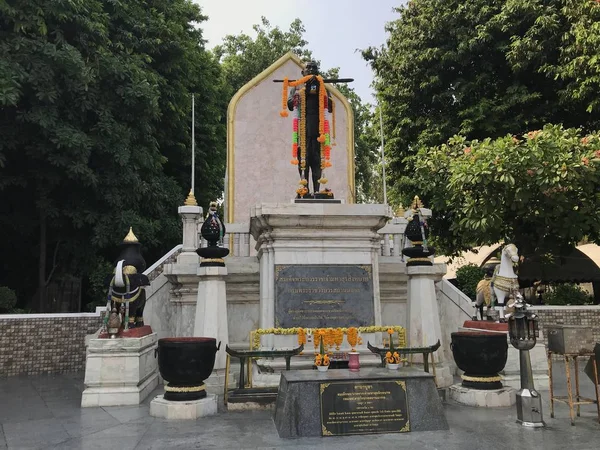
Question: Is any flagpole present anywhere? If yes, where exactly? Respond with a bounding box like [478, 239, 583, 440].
[379, 106, 387, 205]
[191, 94, 195, 195]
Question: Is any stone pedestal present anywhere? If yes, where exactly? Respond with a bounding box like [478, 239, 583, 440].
[81, 333, 158, 407]
[274, 368, 448, 438]
[177, 205, 203, 265]
[249, 203, 391, 347]
[449, 384, 517, 407]
[150, 394, 217, 419]
[194, 266, 229, 391]
[163, 264, 200, 336]
[406, 265, 453, 388]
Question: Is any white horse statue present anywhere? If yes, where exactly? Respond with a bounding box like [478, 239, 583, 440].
[491, 243, 520, 321]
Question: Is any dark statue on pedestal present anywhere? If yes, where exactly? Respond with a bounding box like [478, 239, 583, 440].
[196, 201, 229, 267]
[287, 61, 333, 197]
[402, 196, 435, 266]
[276, 60, 353, 199]
[103, 228, 150, 337]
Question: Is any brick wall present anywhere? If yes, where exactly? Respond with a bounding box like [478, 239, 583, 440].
[530, 306, 600, 346]
[0, 312, 103, 377]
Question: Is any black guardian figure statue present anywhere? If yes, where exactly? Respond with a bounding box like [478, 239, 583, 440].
[104, 228, 150, 332]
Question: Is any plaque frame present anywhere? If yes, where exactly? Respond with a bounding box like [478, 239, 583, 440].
[274, 264, 375, 328]
[319, 380, 411, 436]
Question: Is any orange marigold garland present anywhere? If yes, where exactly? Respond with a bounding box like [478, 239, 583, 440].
[316, 75, 326, 143]
[334, 328, 344, 350]
[346, 327, 358, 351]
[280, 77, 289, 117]
[280, 74, 332, 194]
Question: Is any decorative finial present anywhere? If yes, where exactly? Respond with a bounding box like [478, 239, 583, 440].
[395, 204, 405, 217]
[184, 189, 198, 206]
[411, 195, 424, 212]
[123, 227, 139, 243]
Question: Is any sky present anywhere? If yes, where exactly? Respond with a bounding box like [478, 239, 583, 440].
[195, 0, 406, 103]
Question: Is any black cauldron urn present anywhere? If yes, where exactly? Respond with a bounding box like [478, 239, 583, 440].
[157, 337, 221, 401]
[451, 331, 508, 390]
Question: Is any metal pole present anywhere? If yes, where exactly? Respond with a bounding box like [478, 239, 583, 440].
[191, 93, 195, 194]
[379, 106, 387, 205]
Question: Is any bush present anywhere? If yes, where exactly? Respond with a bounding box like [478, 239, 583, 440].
[0, 286, 17, 313]
[455, 264, 486, 301]
[543, 284, 592, 306]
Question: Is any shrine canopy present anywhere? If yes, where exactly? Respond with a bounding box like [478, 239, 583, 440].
[225, 52, 355, 224]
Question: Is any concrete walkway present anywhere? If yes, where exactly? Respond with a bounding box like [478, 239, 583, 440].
[0, 362, 599, 450]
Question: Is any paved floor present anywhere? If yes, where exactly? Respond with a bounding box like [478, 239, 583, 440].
[1, 362, 599, 450]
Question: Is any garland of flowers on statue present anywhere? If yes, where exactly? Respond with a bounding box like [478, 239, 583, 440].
[280, 75, 332, 195]
[250, 325, 406, 351]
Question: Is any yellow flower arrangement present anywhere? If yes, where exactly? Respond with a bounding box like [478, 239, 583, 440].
[250, 326, 406, 350]
[315, 353, 330, 366]
[385, 351, 400, 364]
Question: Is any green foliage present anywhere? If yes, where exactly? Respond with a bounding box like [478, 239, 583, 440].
[544, 283, 592, 306]
[0, 0, 226, 310]
[364, 0, 600, 215]
[84, 258, 114, 312]
[213, 17, 313, 97]
[321, 68, 380, 203]
[414, 124, 600, 256]
[455, 265, 485, 301]
[0, 286, 17, 313]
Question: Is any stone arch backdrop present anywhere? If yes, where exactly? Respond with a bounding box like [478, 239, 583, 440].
[225, 52, 355, 224]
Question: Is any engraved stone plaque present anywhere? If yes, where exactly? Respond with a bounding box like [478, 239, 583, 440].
[274, 264, 374, 328]
[320, 380, 410, 436]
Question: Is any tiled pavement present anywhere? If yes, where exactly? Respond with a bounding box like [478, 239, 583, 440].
[1, 362, 599, 450]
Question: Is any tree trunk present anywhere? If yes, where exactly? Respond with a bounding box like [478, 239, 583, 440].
[38, 209, 47, 312]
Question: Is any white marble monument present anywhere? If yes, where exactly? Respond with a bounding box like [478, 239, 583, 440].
[225, 52, 354, 224]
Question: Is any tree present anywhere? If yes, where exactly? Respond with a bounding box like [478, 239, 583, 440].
[213, 17, 313, 97]
[414, 124, 600, 256]
[322, 69, 380, 203]
[214, 18, 378, 203]
[363, 0, 600, 210]
[0, 0, 225, 310]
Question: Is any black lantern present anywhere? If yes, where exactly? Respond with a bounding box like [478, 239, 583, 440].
[508, 297, 539, 351]
[507, 291, 545, 427]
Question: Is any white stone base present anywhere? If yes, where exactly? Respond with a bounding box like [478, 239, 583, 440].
[81, 374, 158, 407]
[149, 394, 218, 420]
[81, 333, 159, 407]
[227, 401, 274, 411]
[204, 369, 236, 395]
[449, 384, 516, 407]
[433, 364, 454, 389]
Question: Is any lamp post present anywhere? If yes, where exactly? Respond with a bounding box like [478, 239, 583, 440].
[508, 291, 545, 427]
